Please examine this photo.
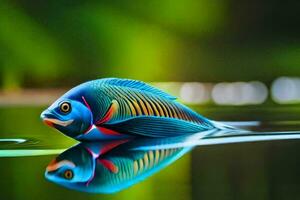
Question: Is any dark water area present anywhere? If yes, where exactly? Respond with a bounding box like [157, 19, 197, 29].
[1, 106, 300, 200]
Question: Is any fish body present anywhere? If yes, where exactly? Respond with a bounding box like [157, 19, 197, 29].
[41, 78, 219, 141]
[45, 138, 191, 193]
[45, 129, 300, 193]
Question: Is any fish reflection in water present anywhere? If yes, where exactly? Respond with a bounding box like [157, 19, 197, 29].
[45, 137, 192, 193]
[45, 128, 300, 193]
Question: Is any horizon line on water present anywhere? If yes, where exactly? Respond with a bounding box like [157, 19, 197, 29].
[0, 149, 66, 157]
[1, 129, 300, 157]
[132, 130, 300, 151]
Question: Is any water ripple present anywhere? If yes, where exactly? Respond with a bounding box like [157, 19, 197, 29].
[0, 138, 66, 157]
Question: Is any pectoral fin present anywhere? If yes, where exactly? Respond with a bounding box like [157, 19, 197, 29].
[96, 100, 119, 124]
[102, 116, 209, 137]
[98, 159, 119, 173]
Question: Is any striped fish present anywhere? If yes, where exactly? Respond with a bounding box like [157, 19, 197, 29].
[41, 78, 219, 141]
[45, 138, 192, 193]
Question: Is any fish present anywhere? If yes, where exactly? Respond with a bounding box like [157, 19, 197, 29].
[45, 138, 192, 193]
[45, 128, 300, 193]
[41, 78, 228, 141]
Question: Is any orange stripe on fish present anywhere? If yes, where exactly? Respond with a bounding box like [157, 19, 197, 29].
[168, 104, 178, 118]
[113, 88, 134, 116]
[152, 99, 165, 117]
[97, 127, 122, 136]
[146, 99, 159, 116]
[96, 100, 118, 124]
[143, 99, 154, 115]
[158, 100, 169, 117]
[98, 159, 119, 173]
[162, 101, 173, 118]
[125, 98, 137, 116]
[137, 94, 153, 115]
[131, 101, 142, 115]
[137, 98, 149, 115]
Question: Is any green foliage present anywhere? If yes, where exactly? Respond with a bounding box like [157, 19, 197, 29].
[0, 0, 299, 89]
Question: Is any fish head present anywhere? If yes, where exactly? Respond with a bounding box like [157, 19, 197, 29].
[45, 145, 94, 186]
[41, 98, 92, 138]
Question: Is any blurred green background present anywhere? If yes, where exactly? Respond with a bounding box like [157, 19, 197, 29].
[0, 0, 299, 90]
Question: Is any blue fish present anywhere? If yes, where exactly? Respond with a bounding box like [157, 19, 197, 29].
[41, 78, 227, 141]
[45, 138, 192, 193]
[44, 127, 300, 193]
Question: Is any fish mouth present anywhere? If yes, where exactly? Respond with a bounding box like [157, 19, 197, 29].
[46, 159, 76, 173]
[41, 110, 74, 127]
[43, 118, 74, 127]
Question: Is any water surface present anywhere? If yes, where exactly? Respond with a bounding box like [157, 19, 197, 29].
[1, 106, 300, 200]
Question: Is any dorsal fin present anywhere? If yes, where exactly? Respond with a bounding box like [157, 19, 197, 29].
[102, 78, 176, 100]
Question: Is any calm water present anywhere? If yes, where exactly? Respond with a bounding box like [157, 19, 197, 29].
[1, 106, 300, 200]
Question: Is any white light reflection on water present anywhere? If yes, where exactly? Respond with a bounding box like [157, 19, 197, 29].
[271, 77, 300, 104]
[155, 81, 268, 105]
[132, 129, 300, 151]
[0, 138, 66, 157]
[212, 81, 268, 105]
[0, 138, 26, 143]
[179, 82, 211, 104]
[0, 149, 65, 157]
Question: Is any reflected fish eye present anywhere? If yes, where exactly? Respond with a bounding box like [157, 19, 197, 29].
[63, 169, 73, 180]
[60, 102, 71, 114]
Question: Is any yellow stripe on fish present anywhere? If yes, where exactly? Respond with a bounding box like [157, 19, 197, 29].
[132, 149, 177, 175]
[105, 86, 211, 128]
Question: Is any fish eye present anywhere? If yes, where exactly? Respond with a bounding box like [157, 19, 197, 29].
[63, 169, 73, 180]
[59, 102, 71, 114]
